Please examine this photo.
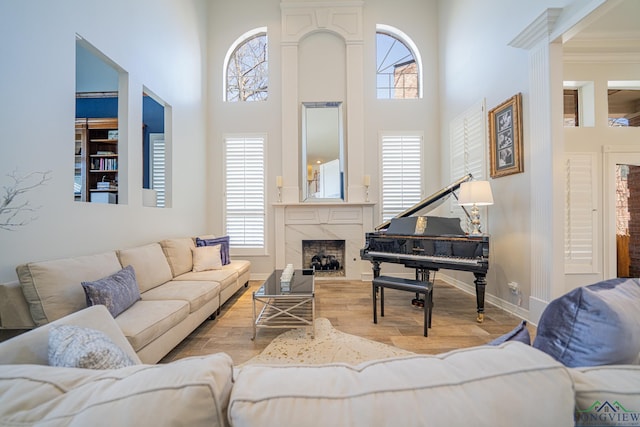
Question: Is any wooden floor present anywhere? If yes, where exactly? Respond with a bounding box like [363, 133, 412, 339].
[161, 279, 534, 364]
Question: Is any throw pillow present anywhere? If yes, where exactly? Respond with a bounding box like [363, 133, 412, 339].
[488, 320, 530, 346]
[192, 245, 223, 272]
[81, 265, 141, 318]
[533, 277, 640, 367]
[48, 325, 136, 369]
[196, 236, 230, 265]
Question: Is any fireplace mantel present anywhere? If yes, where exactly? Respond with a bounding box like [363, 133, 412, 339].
[274, 203, 375, 280]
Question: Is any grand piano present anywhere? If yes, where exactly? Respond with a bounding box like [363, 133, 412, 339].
[360, 174, 490, 322]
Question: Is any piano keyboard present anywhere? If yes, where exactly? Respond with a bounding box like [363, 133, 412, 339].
[365, 251, 483, 266]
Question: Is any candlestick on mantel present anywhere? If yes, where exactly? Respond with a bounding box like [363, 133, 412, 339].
[363, 175, 371, 202]
[276, 175, 283, 202]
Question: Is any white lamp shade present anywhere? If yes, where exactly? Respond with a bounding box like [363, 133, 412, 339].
[458, 181, 494, 206]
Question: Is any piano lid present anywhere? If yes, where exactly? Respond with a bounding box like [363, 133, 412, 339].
[375, 173, 473, 231]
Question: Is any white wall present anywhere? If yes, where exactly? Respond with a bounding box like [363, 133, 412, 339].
[207, 0, 439, 277]
[564, 61, 640, 291]
[0, 0, 209, 282]
[437, 0, 575, 315]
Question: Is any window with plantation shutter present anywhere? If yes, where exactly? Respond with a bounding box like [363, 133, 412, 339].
[224, 136, 265, 251]
[380, 134, 423, 222]
[150, 134, 166, 208]
[564, 153, 597, 273]
[450, 101, 487, 232]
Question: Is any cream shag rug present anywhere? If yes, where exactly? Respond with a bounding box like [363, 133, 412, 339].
[241, 318, 414, 366]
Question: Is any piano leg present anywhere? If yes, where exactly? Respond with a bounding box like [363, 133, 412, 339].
[473, 273, 487, 323]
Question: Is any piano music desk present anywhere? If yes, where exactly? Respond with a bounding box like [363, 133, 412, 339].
[372, 275, 433, 337]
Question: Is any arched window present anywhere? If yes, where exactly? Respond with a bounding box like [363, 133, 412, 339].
[376, 25, 422, 99]
[224, 28, 268, 102]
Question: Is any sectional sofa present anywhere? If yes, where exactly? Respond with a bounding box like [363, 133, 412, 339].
[0, 236, 250, 363]
[0, 303, 639, 426]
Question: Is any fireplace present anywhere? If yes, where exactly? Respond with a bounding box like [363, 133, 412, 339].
[302, 240, 345, 277]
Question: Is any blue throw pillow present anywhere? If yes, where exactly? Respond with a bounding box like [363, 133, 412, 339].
[533, 278, 640, 367]
[488, 320, 530, 346]
[196, 236, 230, 265]
[82, 265, 141, 318]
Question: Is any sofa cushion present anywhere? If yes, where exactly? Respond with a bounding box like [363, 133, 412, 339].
[174, 269, 238, 292]
[196, 236, 230, 265]
[48, 325, 136, 369]
[160, 237, 195, 277]
[229, 342, 575, 427]
[488, 320, 530, 346]
[533, 277, 640, 367]
[142, 280, 220, 313]
[17, 251, 123, 326]
[571, 365, 640, 426]
[192, 245, 223, 272]
[225, 259, 251, 276]
[0, 353, 234, 427]
[81, 265, 141, 317]
[117, 243, 173, 292]
[114, 300, 190, 352]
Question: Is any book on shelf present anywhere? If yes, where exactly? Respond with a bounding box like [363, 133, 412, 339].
[91, 158, 118, 171]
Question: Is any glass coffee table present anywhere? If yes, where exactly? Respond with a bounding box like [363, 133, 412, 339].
[252, 269, 315, 339]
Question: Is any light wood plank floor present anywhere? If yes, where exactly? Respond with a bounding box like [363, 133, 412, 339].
[160, 279, 535, 364]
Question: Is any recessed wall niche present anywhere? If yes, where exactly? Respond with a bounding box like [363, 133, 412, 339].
[75, 35, 127, 204]
[608, 81, 640, 127]
[142, 87, 171, 208]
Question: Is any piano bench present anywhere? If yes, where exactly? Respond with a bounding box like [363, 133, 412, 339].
[372, 276, 433, 337]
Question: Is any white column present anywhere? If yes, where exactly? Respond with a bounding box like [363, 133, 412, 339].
[510, 9, 564, 323]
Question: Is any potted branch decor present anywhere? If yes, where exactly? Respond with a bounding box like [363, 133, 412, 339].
[0, 170, 51, 231]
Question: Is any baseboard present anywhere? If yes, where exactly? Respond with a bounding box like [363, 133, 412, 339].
[438, 274, 531, 323]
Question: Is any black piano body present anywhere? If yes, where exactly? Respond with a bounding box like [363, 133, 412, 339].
[360, 174, 490, 322]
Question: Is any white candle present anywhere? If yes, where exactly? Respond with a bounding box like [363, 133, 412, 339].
[276, 175, 283, 187]
[363, 175, 371, 186]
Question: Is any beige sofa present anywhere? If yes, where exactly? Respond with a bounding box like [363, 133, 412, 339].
[1, 305, 638, 427]
[0, 236, 250, 363]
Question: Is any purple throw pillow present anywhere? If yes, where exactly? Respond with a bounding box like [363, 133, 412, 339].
[488, 320, 530, 346]
[81, 265, 141, 318]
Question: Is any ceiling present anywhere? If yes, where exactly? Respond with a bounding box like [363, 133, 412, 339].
[563, 0, 640, 59]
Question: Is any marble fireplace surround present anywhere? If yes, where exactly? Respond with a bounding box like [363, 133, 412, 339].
[274, 203, 375, 280]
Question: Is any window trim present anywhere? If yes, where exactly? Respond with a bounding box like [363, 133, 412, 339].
[376, 24, 423, 99]
[223, 27, 268, 102]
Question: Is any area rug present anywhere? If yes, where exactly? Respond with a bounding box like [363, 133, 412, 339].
[240, 317, 414, 366]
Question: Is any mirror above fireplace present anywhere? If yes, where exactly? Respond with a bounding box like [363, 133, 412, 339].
[301, 101, 345, 202]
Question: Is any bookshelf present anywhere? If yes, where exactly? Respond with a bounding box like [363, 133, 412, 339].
[75, 118, 119, 204]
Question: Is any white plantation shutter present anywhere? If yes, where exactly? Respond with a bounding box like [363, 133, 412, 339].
[150, 134, 166, 208]
[450, 101, 486, 232]
[380, 134, 422, 222]
[564, 153, 597, 273]
[224, 136, 265, 249]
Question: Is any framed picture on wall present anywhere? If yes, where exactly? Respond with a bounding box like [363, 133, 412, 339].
[488, 93, 523, 178]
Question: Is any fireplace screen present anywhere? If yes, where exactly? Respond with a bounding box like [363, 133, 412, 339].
[302, 240, 345, 276]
